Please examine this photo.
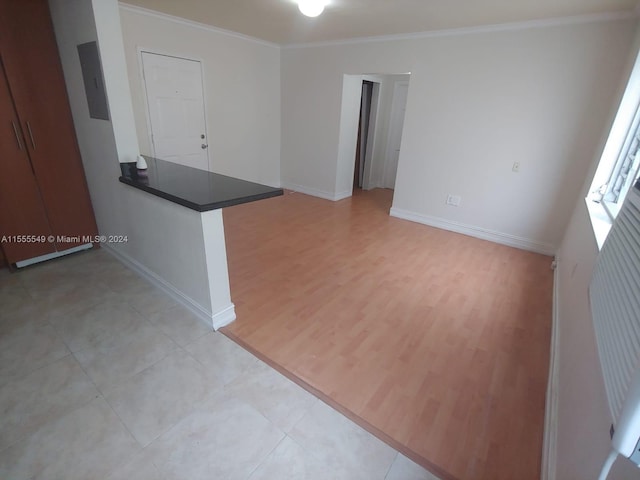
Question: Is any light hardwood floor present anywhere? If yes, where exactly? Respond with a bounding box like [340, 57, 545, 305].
[222, 188, 553, 480]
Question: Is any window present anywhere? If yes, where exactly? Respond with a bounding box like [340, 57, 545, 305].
[596, 105, 640, 220]
[588, 48, 640, 235]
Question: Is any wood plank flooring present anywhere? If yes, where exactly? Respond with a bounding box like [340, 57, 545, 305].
[221, 188, 552, 480]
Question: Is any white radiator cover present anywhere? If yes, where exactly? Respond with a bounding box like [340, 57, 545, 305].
[590, 182, 640, 461]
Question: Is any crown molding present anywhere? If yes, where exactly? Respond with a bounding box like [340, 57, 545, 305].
[118, 2, 280, 49]
[283, 10, 638, 49]
[118, 3, 637, 51]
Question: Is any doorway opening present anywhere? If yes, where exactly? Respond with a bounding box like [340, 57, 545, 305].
[354, 80, 374, 190]
[335, 73, 411, 202]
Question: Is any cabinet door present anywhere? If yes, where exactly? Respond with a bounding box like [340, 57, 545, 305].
[0, 58, 55, 264]
[0, 0, 98, 251]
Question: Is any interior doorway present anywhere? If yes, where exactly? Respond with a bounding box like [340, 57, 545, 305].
[141, 51, 209, 171]
[335, 73, 410, 201]
[354, 80, 374, 190]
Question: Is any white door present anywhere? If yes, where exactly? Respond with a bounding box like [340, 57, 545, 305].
[141, 52, 209, 171]
[384, 81, 409, 189]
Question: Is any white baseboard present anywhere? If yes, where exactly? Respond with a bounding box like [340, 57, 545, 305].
[211, 304, 236, 330]
[389, 207, 557, 255]
[102, 244, 235, 331]
[541, 263, 560, 480]
[334, 190, 352, 201]
[366, 180, 385, 190]
[281, 182, 352, 202]
[16, 243, 94, 268]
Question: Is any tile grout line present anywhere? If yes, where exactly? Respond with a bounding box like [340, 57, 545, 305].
[0, 353, 97, 457]
[243, 431, 288, 480]
[383, 452, 401, 480]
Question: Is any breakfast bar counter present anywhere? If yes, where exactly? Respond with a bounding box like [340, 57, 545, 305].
[116, 156, 283, 330]
[119, 156, 283, 212]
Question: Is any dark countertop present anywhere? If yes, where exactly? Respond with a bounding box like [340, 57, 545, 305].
[119, 156, 283, 212]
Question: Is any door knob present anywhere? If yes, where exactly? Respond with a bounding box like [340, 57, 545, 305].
[201, 144, 208, 149]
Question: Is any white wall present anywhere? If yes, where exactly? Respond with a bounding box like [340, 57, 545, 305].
[551, 24, 640, 480]
[281, 18, 637, 253]
[118, 4, 281, 188]
[48, 0, 231, 323]
[331, 73, 410, 198]
[281, 42, 413, 199]
[284, 70, 409, 200]
[334, 74, 363, 199]
[48, 0, 128, 239]
[91, 0, 139, 164]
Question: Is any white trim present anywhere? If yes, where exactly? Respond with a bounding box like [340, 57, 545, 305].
[585, 198, 613, 251]
[118, 2, 280, 49]
[211, 304, 236, 330]
[334, 190, 352, 201]
[383, 80, 409, 189]
[281, 182, 351, 202]
[389, 207, 557, 255]
[541, 263, 560, 480]
[368, 180, 386, 190]
[102, 244, 235, 331]
[283, 11, 636, 49]
[589, 47, 640, 199]
[361, 80, 381, 191]
[137, 47, 157, 158]
[15, 243, 93, 268]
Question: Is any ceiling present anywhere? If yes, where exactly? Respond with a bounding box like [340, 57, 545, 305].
[121, 0, 639, 45]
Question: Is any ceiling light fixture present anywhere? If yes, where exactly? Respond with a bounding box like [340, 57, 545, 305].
[298, 0, 326, 18]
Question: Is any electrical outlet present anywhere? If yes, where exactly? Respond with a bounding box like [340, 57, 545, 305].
[446, 194, 461, 206]
[512, 162, 520, 173]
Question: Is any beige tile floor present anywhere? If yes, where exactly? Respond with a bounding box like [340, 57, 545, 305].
[0, 249, 440, 480]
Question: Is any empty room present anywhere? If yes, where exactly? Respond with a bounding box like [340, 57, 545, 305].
[2, 0, 640, 479]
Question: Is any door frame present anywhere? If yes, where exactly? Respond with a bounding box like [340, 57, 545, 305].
[360, 77, 381, 191]
[137, 47, 211, 169]
[383, 80, 409, 190]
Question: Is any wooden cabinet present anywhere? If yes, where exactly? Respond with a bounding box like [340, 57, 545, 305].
[0, 0, 98, 265]
[0, 59, 55, 262]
